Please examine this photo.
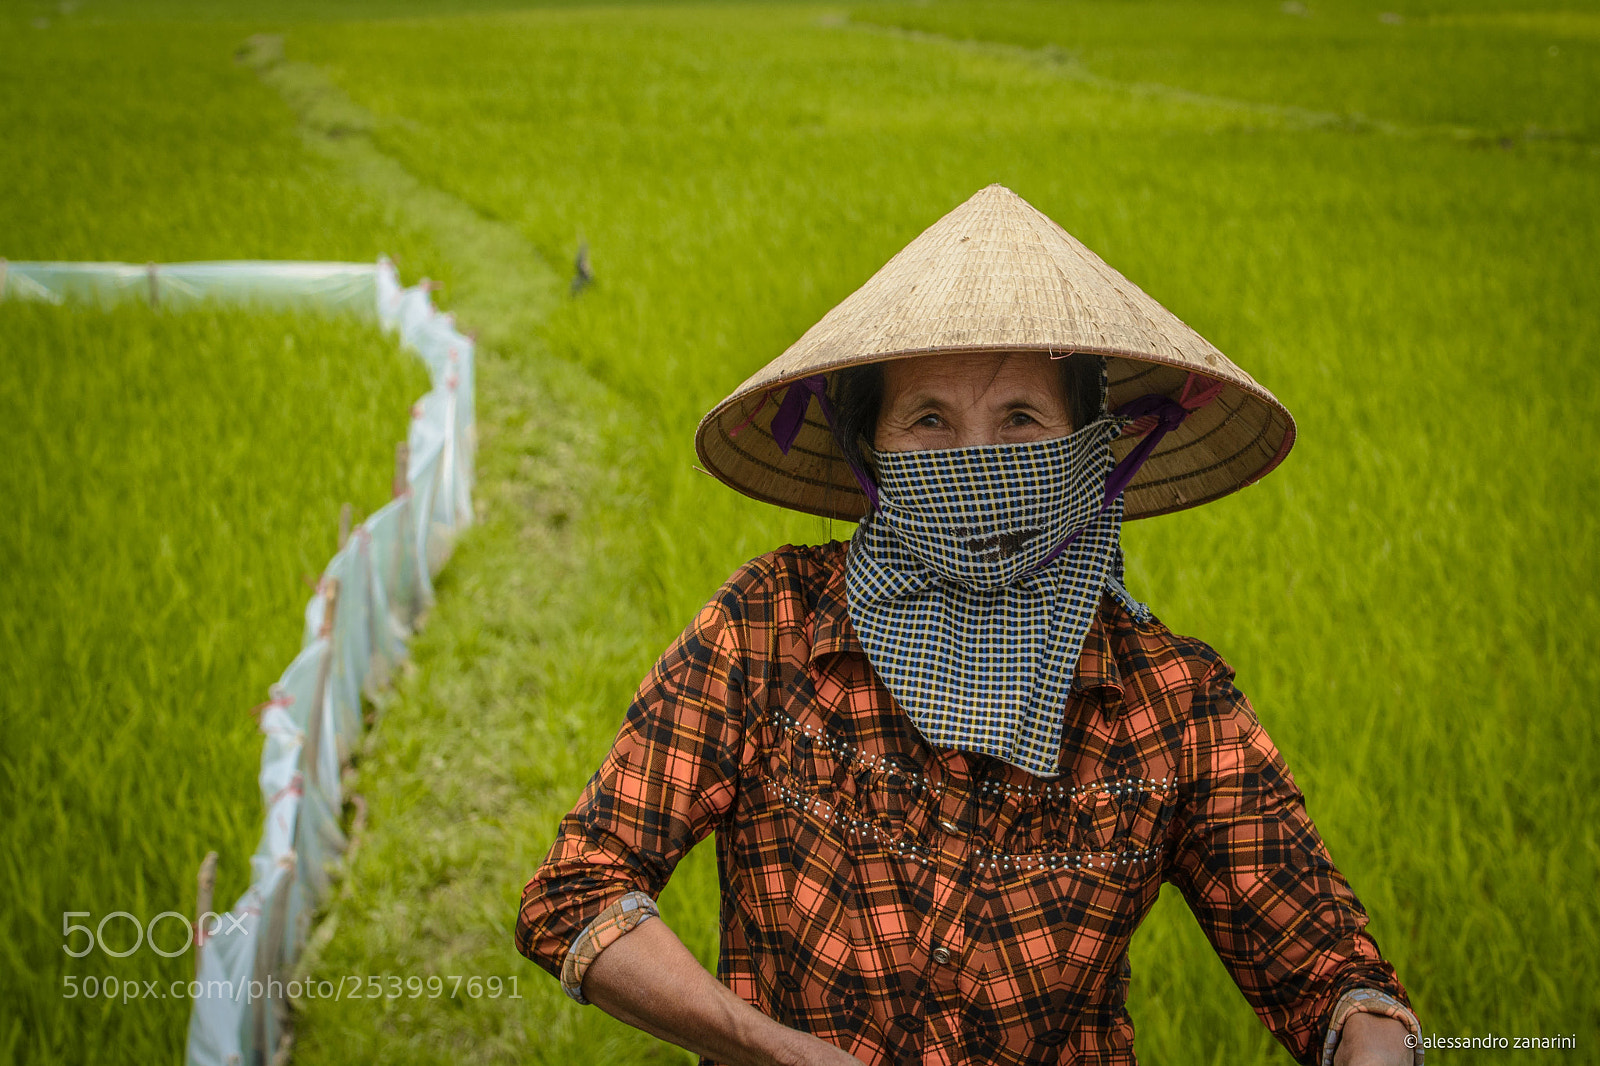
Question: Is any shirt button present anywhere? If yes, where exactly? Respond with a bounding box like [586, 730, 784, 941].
[931, 946, 951, 965]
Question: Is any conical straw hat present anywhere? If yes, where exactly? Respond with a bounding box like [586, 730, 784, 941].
[695, 184, 1295, 521]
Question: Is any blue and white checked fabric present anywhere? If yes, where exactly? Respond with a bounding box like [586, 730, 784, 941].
[844, 419, 1149, 778]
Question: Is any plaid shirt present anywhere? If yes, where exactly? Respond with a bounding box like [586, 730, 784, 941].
[516, 541, 1420, 1065]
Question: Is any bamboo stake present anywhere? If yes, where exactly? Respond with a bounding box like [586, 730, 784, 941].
[393, 441, 410, 498]
[193, 850, 218, 978]
[320, 578, 339, 641]
[251, 852, 297, 1065]
[269, 1029, 295, 1066]
[302, 579, 339, 800]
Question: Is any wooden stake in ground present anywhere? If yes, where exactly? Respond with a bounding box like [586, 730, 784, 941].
[193, 850, 218, 978]
[302, 578, 340, 800]
[393, 441, 410, 498]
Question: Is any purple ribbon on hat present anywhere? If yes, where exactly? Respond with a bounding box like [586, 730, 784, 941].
[1103, 393, 1190, 502]
[1030, 375, 1222, 571]
[770, 374, 880, 509]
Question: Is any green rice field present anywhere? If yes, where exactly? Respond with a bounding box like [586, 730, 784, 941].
[3, 0, 1596, 1063]
[0, 10, 444, 1062]
[0, 302, 431, 1063]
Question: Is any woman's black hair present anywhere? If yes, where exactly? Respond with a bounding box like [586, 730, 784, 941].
[829, 352, 1106, 487]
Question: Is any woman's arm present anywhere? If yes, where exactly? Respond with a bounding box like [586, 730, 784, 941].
[1163, 655, 1421, 1066]
[516, 556, 865, 1063]
[582, 917, 866, 1066]
[515, 584, 751, 987]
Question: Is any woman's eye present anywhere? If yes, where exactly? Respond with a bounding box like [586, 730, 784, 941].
[1007, 411, 1037, 426]
[915, 413, 943, 428]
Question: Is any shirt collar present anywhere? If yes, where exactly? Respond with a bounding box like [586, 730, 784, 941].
[810, 545, 1126, 716]
[809, 545, 862, 663]
[1069, 598, 1125, 716]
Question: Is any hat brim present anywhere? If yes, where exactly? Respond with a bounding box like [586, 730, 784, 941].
[695, 184, 1297, 520]
[695, 344, 1295, 523]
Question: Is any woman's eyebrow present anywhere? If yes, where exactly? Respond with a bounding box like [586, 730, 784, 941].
[891, 391, 949, 411]
[991, 395, 1056, 414]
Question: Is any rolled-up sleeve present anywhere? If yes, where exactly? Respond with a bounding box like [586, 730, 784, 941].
[1320, 987, 1423, 1066]
[514, 575, 751, 997]
[1164, 656, 1417, 1066]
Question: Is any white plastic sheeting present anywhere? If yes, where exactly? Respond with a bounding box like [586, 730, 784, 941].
[0, 258, 381, 315]
[189, 258, 475, 1066]
[0, 256, 476, 1066]
[189, 258, 477, 1066]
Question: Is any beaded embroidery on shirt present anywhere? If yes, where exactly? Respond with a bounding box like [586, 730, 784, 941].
[757, 707, 1176, 879]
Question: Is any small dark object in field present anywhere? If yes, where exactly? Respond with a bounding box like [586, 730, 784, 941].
[571, 241, 592, 295]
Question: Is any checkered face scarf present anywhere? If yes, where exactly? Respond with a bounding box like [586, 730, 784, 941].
[844, 417, 1148, 778]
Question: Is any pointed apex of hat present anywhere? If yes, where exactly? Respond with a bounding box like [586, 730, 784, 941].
[751, 182, 1244, 384]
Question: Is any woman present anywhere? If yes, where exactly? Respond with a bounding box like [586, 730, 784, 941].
[515, 185, 1421, 1066]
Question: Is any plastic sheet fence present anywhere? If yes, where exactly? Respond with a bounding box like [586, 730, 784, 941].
[0, 258, 382, 315]
[1, 256, 477, 1066]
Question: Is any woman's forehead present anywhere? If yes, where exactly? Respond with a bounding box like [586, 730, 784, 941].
[880, 352, 1068, 406]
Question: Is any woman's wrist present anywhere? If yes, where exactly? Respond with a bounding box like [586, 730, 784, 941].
[582, 916, 862, 1066]
[1333, 1010, 1415, 1066]
[760, 1025, 868, 1066]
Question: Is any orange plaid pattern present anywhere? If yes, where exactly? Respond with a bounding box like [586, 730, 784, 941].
[516, 541, 1417, 1065]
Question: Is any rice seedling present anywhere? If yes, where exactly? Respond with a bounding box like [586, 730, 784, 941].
[0, 301, 432, 1064]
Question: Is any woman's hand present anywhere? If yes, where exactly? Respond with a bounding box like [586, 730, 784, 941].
[1332, 1010, 1415, 1066]
[583, 915, 867, 1066]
